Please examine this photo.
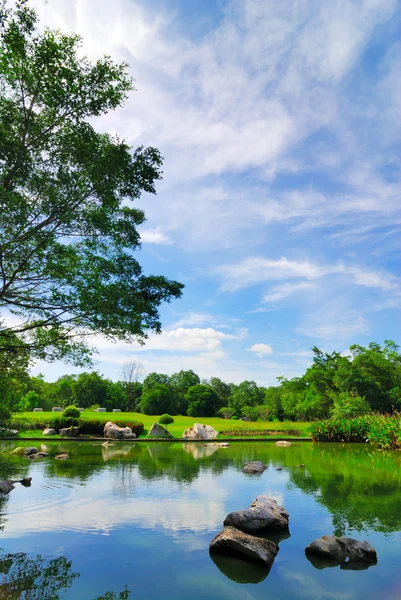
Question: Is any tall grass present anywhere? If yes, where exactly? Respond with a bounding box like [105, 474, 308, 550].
[310, 413, 401, 449]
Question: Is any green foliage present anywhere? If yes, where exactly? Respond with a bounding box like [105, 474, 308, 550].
[240, 405, 259, 421]
[140, 384, 172, 415]
[18, 389, 39, 412]
[170, 370, 200, 415]
[62, 405, 81, 419]
[9, 413, 144, 436]
[330, 390, 370, 419]
[158, 414, 174, 429]
[217, 406, 235, 419]
[0, 1, 183, 367]
[229, 381, 264, 416]
[310, 413, 401, 448]
[186, 384, 219, 417]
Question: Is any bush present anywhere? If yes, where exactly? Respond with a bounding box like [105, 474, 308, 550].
[158, 414, 174, 429]
[330, 390, 370, 420]
[241, 405, 259, 421]
[8, 414, 144, 437]
[62, 405, 81, 419]
[231, 415, 239, 420]
[217, 407, 235, 419]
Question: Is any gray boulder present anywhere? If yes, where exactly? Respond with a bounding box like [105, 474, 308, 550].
[242, 461, 266, 473]
[59, 427, 80, 437]
[52, 407, 63, 412]
[104, 421, 136, 440]
[24, 447, 38, 456]
[182, 423, 218, 440]
[224, 496, 289, 533]
[210, 526, 278, 566]
[305, 536, 377, 564]
[148, 422, 173, 438]
[42, 428, 56, 436]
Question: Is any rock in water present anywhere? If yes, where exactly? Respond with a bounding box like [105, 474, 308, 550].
[103, 421, 136, 440]
[242, 461, 266, 473]
[42, 428, 56, 436]
[224, 496, 289, 533]
[24, 447, 38, 456]
[55, 454, 69, 460]
[147, 422, 173, 438]
[10, 446, 26, 456]
[305, 535, 377, 564]
[210, 526, 278, 566]
[182, 423, 218, 440]
[0, 477, 32, 494]
[276, 441, 291, 446]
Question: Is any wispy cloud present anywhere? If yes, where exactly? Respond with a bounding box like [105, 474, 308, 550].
[246, 343, 273, 357]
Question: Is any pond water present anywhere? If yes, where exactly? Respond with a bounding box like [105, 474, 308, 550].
[0, 440, 401, 600]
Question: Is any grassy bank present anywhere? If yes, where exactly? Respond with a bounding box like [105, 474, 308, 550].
[9, 411, 311, 439]
[310, 413, 401, 449]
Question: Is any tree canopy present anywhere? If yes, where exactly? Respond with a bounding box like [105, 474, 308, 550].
[0, 1, 183, 368]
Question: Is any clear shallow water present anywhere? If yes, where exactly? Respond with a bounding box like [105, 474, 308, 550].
[0, 440, 401, 599]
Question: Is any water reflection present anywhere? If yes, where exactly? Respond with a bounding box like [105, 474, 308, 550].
[210, 552, 271, 584]
[305, 553, 377, 571]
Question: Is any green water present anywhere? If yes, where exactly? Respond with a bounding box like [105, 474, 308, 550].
[0, 440, 400, 599]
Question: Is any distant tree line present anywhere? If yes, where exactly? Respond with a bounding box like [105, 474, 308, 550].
[2, 340, 400, 421]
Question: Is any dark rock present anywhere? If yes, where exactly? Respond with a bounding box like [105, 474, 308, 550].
[276, 467, 283, 471]
[0, 477, 32, 494]
[242, 461, 266, 473]
[305, 535, 377, 565]
[224, 496, 289, 533]
[59, 427, 80, 438]
[210, 526, 278, 566]
[35, 452, 49, 458]
[24, 447, 38, 456]
[297, 464, 305, 467]
[210, 552, 271, 583]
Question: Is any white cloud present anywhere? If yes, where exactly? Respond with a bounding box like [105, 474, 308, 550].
[246, 343, 273, 358]
[263, 282, 315, 303]
[170, 313, 217, 328]
[140, 228, 172, 244]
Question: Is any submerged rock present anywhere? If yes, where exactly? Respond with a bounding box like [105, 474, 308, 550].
[55, 454, 69, 460]
[147, 422, 173, 438]
[242, 461, 266, 473]
[182, 423, 218, 440]
[305, 535, 377, 565]
[0, 477, 32, 494]
[224, 496, 289, 533]
[104, 421, 136, 440]
[210, 526, 278, 566]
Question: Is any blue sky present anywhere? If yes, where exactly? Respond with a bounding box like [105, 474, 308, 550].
[29, 0, 401, 385]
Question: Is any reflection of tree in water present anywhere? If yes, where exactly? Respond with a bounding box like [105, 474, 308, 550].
[0, 552, 78, 600]
[0, 551, 131, 600]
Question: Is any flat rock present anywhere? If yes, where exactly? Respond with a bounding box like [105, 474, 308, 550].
[59, 427, 80, 438]
[148, 422, 173, 438]
[55, 454, 69, 460]
[305, 536, 377, 564]
[276, 441, 291, 446]
[42, 428, 56, 436]
[242, 461, 266, 473]
[0, 477, 32, 494]
[104, 421, 136, 440]
[224, 496, 289, 533]
[182, 423, 218, 440]
[210, 526, 278, 566]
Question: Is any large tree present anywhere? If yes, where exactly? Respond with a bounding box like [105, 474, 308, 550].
[0, 1, 183, 366]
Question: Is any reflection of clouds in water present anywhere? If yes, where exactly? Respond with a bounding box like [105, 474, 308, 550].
[278, 568, 355, 600]
[178, 571, 259, 600]
[2, 469, 230, 540]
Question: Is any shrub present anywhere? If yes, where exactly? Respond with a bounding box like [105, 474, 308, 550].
[158, 414, 174, 429]
[231, 415, 239, 420]
[217, 407, 235, 419]
[330, 390, 370, 420]
[62, 406, 81, 419]
[241, 405, 259, 421]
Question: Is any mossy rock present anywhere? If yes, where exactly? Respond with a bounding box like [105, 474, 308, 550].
[10, 447, 26, 456]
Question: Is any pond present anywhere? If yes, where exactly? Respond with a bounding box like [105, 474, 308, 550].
[0, 440, 401, 600]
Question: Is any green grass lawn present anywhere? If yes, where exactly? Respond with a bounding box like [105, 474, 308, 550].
[14, 411, 311, 439]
